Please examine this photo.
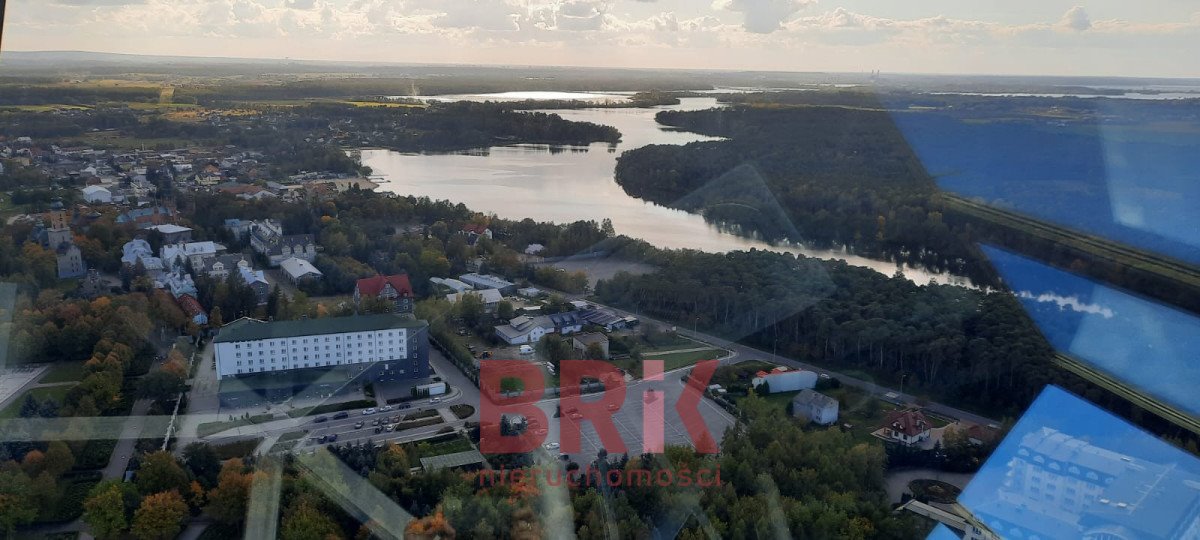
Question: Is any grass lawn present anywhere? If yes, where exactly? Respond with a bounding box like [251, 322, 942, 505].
[196, 414, 275, 438]
[406, 434, 473, 461]
[0, 385, 74, 419]
[38, 361, 88, 384]
[648, 348, 729, 371]
[287, 399, 377, 418]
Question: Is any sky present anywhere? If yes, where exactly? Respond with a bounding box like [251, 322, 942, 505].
[4, 0, 1200, 77]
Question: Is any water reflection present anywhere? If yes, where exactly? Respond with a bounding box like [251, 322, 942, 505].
[364, 98, 967, 285]
[957, 386, 1200, 540]
[981, 245, 1200, 417]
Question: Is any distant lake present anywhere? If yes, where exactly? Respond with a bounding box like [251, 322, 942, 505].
[362, 97, 970, 285]
[389, 91, 633, 104]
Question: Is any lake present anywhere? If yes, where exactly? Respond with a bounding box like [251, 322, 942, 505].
[362, 97, 970, 285]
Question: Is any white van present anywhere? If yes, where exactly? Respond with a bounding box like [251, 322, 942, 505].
[519, 345, 534, 355]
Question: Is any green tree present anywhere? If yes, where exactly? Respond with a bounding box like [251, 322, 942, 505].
[182, 443, 221, 489]
[496, 300, 515, 321]
[83, 481, 128, 540]
[131, 490, 187, 540]
[280, 500, 343, 540]
[136, 451, 190, 496]
[0, 470, 37, 539]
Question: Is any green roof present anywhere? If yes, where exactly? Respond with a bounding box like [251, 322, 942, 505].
[419, 450, 486, 471]
[214, 314, 426, 343]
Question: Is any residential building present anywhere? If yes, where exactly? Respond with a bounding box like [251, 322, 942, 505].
[459, 273, 517, 295]
[161, 241, 225, 271]
[121, 239, 165, 279]
[249, 219, 316, 266]
[199, 253, 253, 280]
[572, 333, 610, 359]
[495, 315, 554, 345]
[280, 257, 323, 283]
[354, 274, 415, 313]
[579, 308, 628, 331]
[116, 206, 173, 226]
[80, 185, 112, 203]
[238, 266, 270, 305]
[177, 294, 208, 326]
[144, 223, 193, 244]
[161, 270, 198, 299]
[56, 243, 86, 279]
[547, 311, 584, 335]
[212, 314, 430, 381]
[224, 218, 252, 238]
[791, 389, 839, 425]
[882, 409, 932, 446]
[752, 369, 817, 393]
[460, 223, 492, 246]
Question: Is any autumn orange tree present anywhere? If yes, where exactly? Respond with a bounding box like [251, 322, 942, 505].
[206, 459, 254, 525]
[131, 490, 187, 540]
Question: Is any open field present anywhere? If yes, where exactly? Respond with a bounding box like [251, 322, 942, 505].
[0, 385, 74, 419]
[39, 361, 88, 384]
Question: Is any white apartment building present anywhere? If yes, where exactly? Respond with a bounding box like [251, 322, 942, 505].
[213, 314, 429, 380]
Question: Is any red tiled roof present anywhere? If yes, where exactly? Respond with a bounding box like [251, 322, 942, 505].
[355, 274, 413, 297]
[462, 223, 489, 235]
[883, 409, 930, 437]
[177, 294, 206, 317]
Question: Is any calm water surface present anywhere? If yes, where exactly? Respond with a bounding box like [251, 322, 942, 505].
[363, 97, 969, 285]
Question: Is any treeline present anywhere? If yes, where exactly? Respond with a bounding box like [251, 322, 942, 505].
[594, 249, 1092, 419]
[614, 104, 995, 284]
[0, 84, 160, 106]
[299, 102, 620, 151]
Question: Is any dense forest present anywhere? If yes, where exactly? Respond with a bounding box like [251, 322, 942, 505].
[592, 247, 1198, 439]
[613, 104, 995, 284]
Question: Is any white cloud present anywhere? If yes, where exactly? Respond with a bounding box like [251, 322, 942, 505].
[1059, 6, 1091, 32]
[713, 0, 813, 34]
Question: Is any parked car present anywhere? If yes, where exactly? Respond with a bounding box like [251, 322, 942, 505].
[318, 434, 328, 443]
[328, 434, 338, 442]
[519, 345, 534, 355]
[429, 397, 441, 404]
[544, 442, 560, 450]
[385, 425, 396, 432]
[333, 412, 349, 420]
[372, 419, 381, 426]
[354, 421, 364, 429]
[363, 408, 377, 415]
[314, 416, 328, 423]
[380, 405, 393, 412]
[374, 426, 382, 434]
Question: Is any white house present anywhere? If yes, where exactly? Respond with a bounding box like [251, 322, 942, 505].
[212, 314, 430, 380]
[81, 185, 112, 204]
[494, 315, 554, 345]
[752, 369, 817, 394]
[161, 241, 224, 271]
[792, 390, 839, 425]
[280, 257, 323, 283]
[881, 410, 932, 446]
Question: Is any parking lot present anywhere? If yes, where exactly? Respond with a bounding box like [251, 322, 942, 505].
[530, 377, 736, 463]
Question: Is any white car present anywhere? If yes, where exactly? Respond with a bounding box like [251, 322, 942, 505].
[362, 408, 377, 415]
[544, 442, 560, 450]
[519, 345, 534, 355]
[429, 398, 441, 404]
[380, 405, 393, 412]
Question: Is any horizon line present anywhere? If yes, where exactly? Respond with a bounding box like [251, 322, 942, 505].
[4, 48, 1200, 82]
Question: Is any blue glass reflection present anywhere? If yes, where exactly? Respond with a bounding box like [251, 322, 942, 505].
[981, 245, 1200, 418]
[957, 385, 1200, 539]
[887, 99, 1200, 265]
